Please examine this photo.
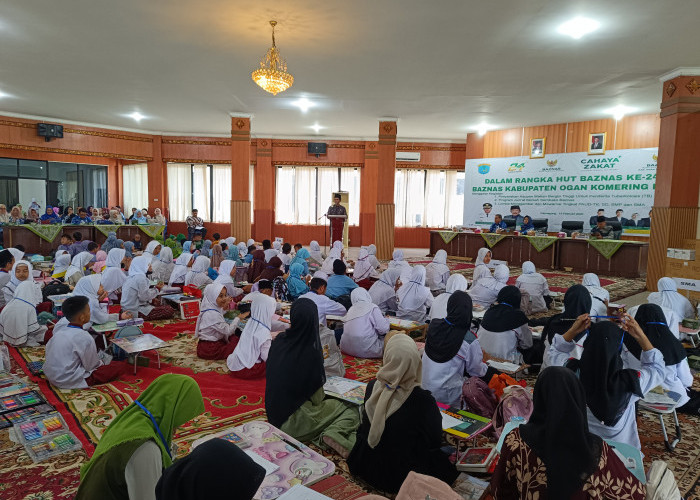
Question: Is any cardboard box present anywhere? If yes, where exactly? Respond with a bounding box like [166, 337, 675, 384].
[674, 249, 696, 261]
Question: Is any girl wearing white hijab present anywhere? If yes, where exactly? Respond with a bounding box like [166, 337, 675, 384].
[195, 283, 245, 360]
[366, 244, 381, 269]
[101, 248, 128, 297]
[468, 264, 509, 308]
[52, 250, 71, 280]
[368, 268, 401, 314]
[352, 248, 379, 284]
[184, 256, 213, 288]
[340, 288, 391, 358]
[2, 260, 41, 305]
[8, 248, 25, 262]
[65, 251, 95, 286]
[168, 252, 193, 286]
[471, 248, 492, 288]
[429, 274, 469, 320]
[236, 242, 248, 259]
[388, 249, 412, 284]
[120, 256, 174, 320]
[425, 250, 450, 293]
[515, 261, 551, 313]
[0, 281, 47, 346]
[648, 277, 694, 319]
[321, 247, 342, 275]
[308, 240, 324, 265]
[73, 274, 120, 326]
[214, 260, 244, 301]
[151, 247, 174, 283]
[246, 238, 256, 249]
[227, 294, 276, 379]
[582, 273, 610, 319]
[143, 240, 162, 263]
[396, 265, 433, 322]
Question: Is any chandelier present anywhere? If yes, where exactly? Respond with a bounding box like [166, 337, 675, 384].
[251, 20, 294, 96]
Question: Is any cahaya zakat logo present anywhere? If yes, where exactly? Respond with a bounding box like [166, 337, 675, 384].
[477, 163, 490, 174]
[507, 162, 525, 172]
[580, 156, 621, 169]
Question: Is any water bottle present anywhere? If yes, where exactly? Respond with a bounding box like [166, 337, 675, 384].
[510, 416, 526, 425]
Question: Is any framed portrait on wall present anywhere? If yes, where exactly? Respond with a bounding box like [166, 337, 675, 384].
[529, 138, 545, 158]
[588, 132, 606, 155]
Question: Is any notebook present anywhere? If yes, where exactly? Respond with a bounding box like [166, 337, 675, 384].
[439, 406, 491, 438]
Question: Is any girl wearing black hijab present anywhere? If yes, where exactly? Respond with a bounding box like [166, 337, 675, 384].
[622, 303, 692, 407]
[265, 298, 359, 458]
[156, 438, 265, 500]
[421, 291, 488, 407]
[548, 314, 665, 450]
[491, 367, 645, 500]
[477, 286, 532, 363]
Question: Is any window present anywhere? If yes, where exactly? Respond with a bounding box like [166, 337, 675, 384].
[395, 169, 465, 227]
[122, 163, 149, 213]
[275, 166, 361, 225]
[166, 163, 232, 222]
[212, 165, 231, 223]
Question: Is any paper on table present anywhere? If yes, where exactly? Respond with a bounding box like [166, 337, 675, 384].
[244, 449, 279, 476]
[642, 391, 679, 406]
[441, 411, 464, 430]
[487, 360, 521, 372]
[276, 484, 331, 500]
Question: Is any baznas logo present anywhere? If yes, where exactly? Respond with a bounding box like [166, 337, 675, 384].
[507, 162, 525, 172]
[653, 154, 658, 161]
[546, 159, 558, 166]
[477, 164, 490, 174]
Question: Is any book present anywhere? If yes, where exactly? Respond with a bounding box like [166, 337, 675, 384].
[218, 431, 251, 449]
[487, 359, 523, 373]
[111, 334, 167, 354]
[452, 473, 489, 500]
[457, 446, 498, 472]
[276, 484, 331, 500]
[440, 406, 491, 438]
[323, 377, 367, 405]
[387, 317, 421, 329]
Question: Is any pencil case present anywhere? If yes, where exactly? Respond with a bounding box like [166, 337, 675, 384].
[25, 431, 82, 463]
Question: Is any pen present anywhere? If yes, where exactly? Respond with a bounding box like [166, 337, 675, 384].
[273, 432, 310, 457]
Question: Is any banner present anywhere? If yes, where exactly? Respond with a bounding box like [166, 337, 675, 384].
[463, 148, 657, 230]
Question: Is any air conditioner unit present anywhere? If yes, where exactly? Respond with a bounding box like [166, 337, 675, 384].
[395, 151, 421, 162]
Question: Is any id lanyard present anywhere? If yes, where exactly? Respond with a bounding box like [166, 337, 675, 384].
[134, 400, 171, 459]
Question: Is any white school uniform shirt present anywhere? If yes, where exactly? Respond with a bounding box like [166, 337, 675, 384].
[540, 332, 588, 371]
[396, 266, 433, 323]
[421, 340, 488, 408]
[368, 269, 400, 314]
[44, 321, 102, 389]
[627, 304, 681, 340]
[430, 275, 469, 320]
[0, 281, 47, 347]
[476, 324, 532, 364]
[547, 334, 665, 450]
[425, 250, 450, 292]
[298, 291, 347, 326]
[339, 289, 390, 358]
[214, 261, 244, 299]
[101, 249, 127, 294]
[227, 295, 276, 371]
[185, 256, 212, 287]
[648, 277, 695, 320]
[120, 256, 157, 317]
[73, 274, 118, 326]
[195, 284, 240, 342]
[621, 346, 693, 407]
[264, 248, 279, 263]
[0, 272, 11, 309]
[515, 264, 550, 313]
[151, 247, 174, 283]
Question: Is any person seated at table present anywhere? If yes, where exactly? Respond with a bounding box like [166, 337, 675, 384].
[471, 247, 492, 288]
[622, 304, 692, 408]
[425, 249, 450, 294]
[388, 249, 412, 283]
[308, 240, 325, 266]
[195, 284, 247, 360]
[121, 256, 174, 321]
[143, 240, 161, 263]
[101, 248, 129, 300]
[590, 216, 615, 239]
[65, 251, 95, 286]
[69, 231, 91, 257]
[486, 214, 507, 233]
[647, 276, 695, 320]
[515, 261, 550, 313]
[352, 248, 380, 287]
[70, 207, 92, 225]
[8, 205, 24, 224]
[582, 272, 609, 319]
[155, 438, 265, 500]
[422, 291, 488, 407]
[75, 374, 205, 500]
[547, 316, 664, 450]
[40, 206, 61, 224]
[0, 281, 48, 347]
[289, 247, 310, 276]
[519, 215, 535, 233]
[468, 264, 509, 308]
[540, 284, 592, 370]
[50, 250, 71, 280]
[213, 260, 244, 301]
[151, 247, 174, 284]
[61, 206, 74, 224]
[299, 277, 348, 327]
[368, 268, 401, 314]
[24, 207, 40, 224]
[491, 366, 645, 500]
[396, 265, 433, 323]
[227, 294, 277, 379]
[73, 274, 130, 326]
[326, 260, 358, 302]
[589, 208, 605, 227]
[429, 274, 469, 320]
[477, 286, 532, 364]
[184, 256, 213, 288]
[132, 232, 144, 251]
[348, 334, 459, 493]
[286, 262, 310, 300]
[149, 207, 166, 226]
[340, 288, 390, 359]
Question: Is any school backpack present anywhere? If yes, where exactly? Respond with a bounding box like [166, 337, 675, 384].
[42, 280, 71, 302]
[645, 461, 681, 500]
[461, 377, 498, 418]
[492, 385, 533, 438]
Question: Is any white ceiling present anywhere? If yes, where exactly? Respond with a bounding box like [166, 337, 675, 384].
[0, 0, 696, 140]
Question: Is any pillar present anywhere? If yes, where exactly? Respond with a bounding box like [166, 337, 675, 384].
[647, 68, 700, 289]
[375, 120, 397, 260]
[254, 138, 274, 241]
[230, 114, 252, 241]
[361, 141, 379, 246]
[147, 136, 167, 214]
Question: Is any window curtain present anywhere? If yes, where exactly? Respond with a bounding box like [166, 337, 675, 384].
[192, 165, 211, 221]
[404, 169, 426, 227]
[340, 168, 360, 226]
[275, 167, 295, 224]
[424, 170, 446, 227]
[295, 166, 316, 224]
[316, 168, 339, 223]
[167, 163, 192, 221]
[123, 163, 149, 214]
[212, 165, 231, 223]
[445, 171, 465, 227]
[394, 169, 407, 227]
[249, 164, 255, 223]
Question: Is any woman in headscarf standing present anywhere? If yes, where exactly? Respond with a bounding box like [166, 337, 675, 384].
[368, 268, 401, 314]
[396, 266, 433, 322]
[347, 334, 458, 493]
[266, 298, 360, 457]
[422, 291, 488, 407]
[195, 284, 247, 360]
[477, 286, 532, 364]
[429, 274, 469, 320]
[340, 288, 390, 358]
[515, 261, 551, 313]
[76, 374, 205, 500]
[491, 366, 645, 500]
[582, 272, 610, 319]
[121, 256, 175, 321]
[101, 248, 128, 300]
[467, 263, 509, 308]
[425, 250, 450, 294]
[648, 277, 695, 320]
[227, 294, 276, 379]
[541, 284, 592, 370]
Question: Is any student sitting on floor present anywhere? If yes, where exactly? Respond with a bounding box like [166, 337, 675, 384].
[65, 251, 95, 286]
[266, 298, 360, 457]
[143, 240, 162, 263]
[325, 260, 358, 302]
[422, 291, 488, 407]
[286, 262, 310, 300]
[648, 276, 695, 321]
[491, 366, 645, 500]
[227, 294, 276, 379]
[396, 265, 433, 322]
[101, 248, 128, 300]
[184, 256, 213, 288]
[308, 240, 324, 266]
[429, 274, 469, 320]
[278, 242, 293, 270]
[320, 246, 343, 275]
[515, 261, 551, 313]
[425, 250, 450, 294]
[340, 288, 391, 359]
[299, 277, 347, 327]
[471, 247, 492, 288]
[468, 263, 509, 308]
[168, 251, 193, 287]
[366, 244, 381, 269]
[388, 249, 412, 284]
[548, 316, 665, 450]
[0, 281, 48, 347]
[347, 334, 459, 493]
[213, 260, 244, 302]
[68, 231, 90, 257]
[477, 286, 533, 364]
[541, 284, 592, 370]
[289, 247, 310, 276]
[44, 296, 126, 388]
[120, 256, 175, 321]
[368, 268, 401, 314]
[151, 247, 174, 284]
[195, 284, 248, 360]
[0, 250, 14, 309]
[2, 259, 41, 306]
[73, 274, 131, 326]
[582, 272, 609, 319]
[76, 374, 205, 500]
[52, 250, 71, 281]
[352, 248, 380, 286]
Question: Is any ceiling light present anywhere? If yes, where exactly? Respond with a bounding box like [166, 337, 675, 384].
[292, 97, 314, 113]
[0, 91, 8, 99]
[252, 20, 294, 96]
[474, 123, 494, 136]
[605, 105, 636, 121]
[127, 112, 145, 122]
[309, 123, 324, 134]
[557, 17, 600, 39]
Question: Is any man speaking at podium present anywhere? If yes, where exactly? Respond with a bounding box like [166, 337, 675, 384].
[327, 193, 347, 244]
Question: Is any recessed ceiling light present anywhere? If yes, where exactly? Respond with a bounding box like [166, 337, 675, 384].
[0, 90, 11, 99]
[292, 97, 314, 113]
[557, 17, 600, 39]
[127, 112, 145, 122]
[605, 105, 636, 121]
[309, 123, 324, 134]
[474, 123, 494, 136]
